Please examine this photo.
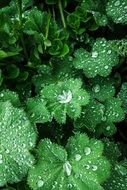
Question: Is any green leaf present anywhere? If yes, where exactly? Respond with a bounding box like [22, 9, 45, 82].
[0, 101, 37, 186]
[26, 96, 51, 124]
[28, 133, 110, 190]
[103, 139, 121, 165]
[104, 98, 125, 123]
[87, 77, 115, 102]
[40, 78, 90, 123]
[117, 83, 127, 113]
[23, 8, 48, 34]
[73, 38, 119, 78]
[0, 50, 19, 60]
[74, 99, 104, 132]
[67, 13, 81, 30]
[98, 122, 117, 137]
[59, 44, 69, 57]
[106, 0, 127, 24]
[0, 90, 21, 107]
[5, 64, 20, 79]
[103, 160, 127, 190]
[112, 39, 127, 57]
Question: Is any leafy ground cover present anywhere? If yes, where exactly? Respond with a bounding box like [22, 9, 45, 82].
[0, 0, 127, 189]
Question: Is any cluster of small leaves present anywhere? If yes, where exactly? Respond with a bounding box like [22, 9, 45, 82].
[74, 77, 125, 137]
[67, 0, 108, 34]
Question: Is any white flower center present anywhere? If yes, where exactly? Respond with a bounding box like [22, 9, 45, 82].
[58, 90, 72, 104]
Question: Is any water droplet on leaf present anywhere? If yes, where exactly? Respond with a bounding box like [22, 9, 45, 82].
[104, 65, 109, 70]
[115, 1, 120, 6]
[63, 161, 72, 176]
[58, 90, 72, 104]
[37, 180, 44, 187]
[92, 84, 100, 93]
[107, 50, 112, 54]
[106, 126, 111, 131]
[92, 51, 98, 58]
[92, 165, 98, 171]
[84, 147, 91, 155]
[75, 154, 81, 161]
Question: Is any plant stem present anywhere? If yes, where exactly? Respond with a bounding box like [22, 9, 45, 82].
[58, 0, 66, 28]
[16, 0, 28, 59]
[45, 10, 51, 39]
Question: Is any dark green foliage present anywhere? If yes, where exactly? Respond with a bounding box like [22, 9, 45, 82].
[0, 0, 127, 189]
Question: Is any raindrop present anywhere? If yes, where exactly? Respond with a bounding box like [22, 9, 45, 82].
[92, 165, 98, 171]
[78, 96, 82, 100]
[104, 65, 109, 70]
[75, 154, 81, 161]
[58, 90, 72, 104]
[92, 84, 100, 93]
[92, 51, 98, 58]
[37, 180, 44, 187]
[0, 93, 4, 97]
[67, 183, 73, 188]
[84, 147, 91, 155]
[107, 50, 112, 54]
[63, 161, 72, 176]
[106, 126, 111, 131]
[114, 1, 120, 6]
[85, 164, 90, 169]
[6, 149, 10, 154]
[102, 116, 106, 121]
[75, 173, 82, 179]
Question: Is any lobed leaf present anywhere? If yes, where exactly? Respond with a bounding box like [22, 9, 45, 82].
[28, 133, 110, 190]
[0, 101, 37, 187]
[106, 0, 127, 24]
[40, 78, 90, 123]
[73, 38, 119, 78]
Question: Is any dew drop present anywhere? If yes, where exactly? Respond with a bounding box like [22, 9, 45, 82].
[75, 173, 82, 179]
[0, 93, 4, 97]
[102, 116, 107, 121]
[58, 90, 72, 104]
[92, 165, 98, 171]
[106, 126, 111, 131]
[85, 164, 90, 169]
[107, 50, 112, 54]
[114, 0, 120, 6]
[37, 180, 44, 187]
[84, 147, 91, 155]
[104, 65, 109, 70]
[92, 51, 98, 58]
[78, 96, 82, 100]
[67, 183, 73, 188]
[75, 154, 81, 161]
[63, 161, 72, 176]
[92, 84, 100, 93]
